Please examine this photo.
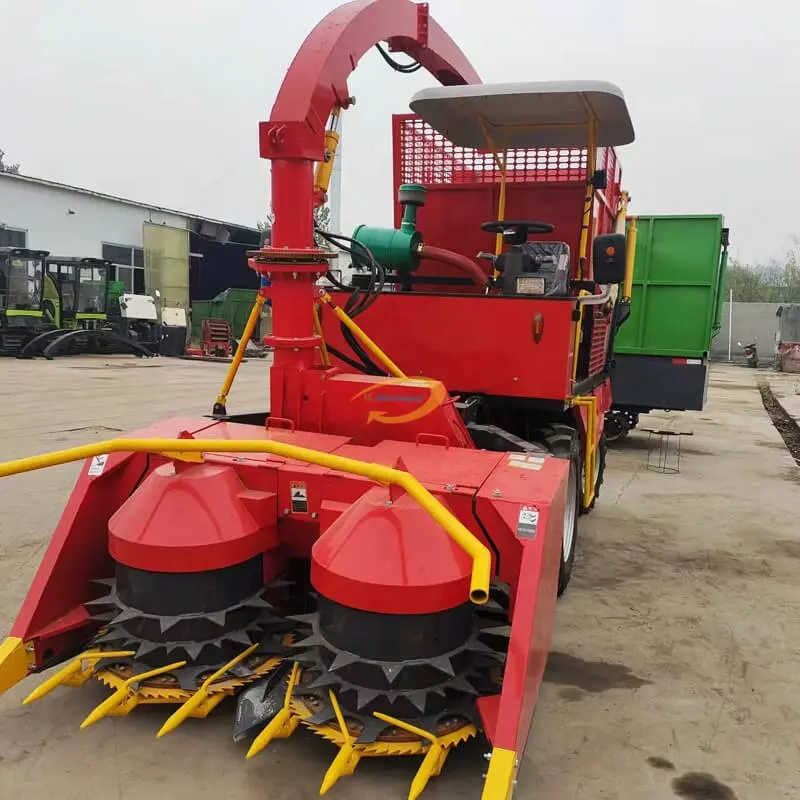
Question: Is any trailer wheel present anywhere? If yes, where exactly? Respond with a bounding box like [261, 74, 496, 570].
[533, 425, 581, 596]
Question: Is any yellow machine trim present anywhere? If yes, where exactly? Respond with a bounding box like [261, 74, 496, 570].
[314, 106, 342, 199]
[318, 291, 408, 379]
[0, 637, 35, 695]
[312, 302, 331, 367]
[80, 660, 188, 728]
[214, 292, 267, 412]
[286, 685, 476, 799]
[156, 642, 261, 737]
[570, 394, 598, 507]
[623, 214, 637, 301]
[481, 747, 518, 800]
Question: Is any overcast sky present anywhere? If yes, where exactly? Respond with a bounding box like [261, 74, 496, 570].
[2, 0, 797, 263]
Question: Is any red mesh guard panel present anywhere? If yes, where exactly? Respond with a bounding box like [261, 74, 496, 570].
[391, 114, 622, 290]
[589, 308, 611, 377]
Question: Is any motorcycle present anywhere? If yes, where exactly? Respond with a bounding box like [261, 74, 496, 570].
[738, 340, 759, 368]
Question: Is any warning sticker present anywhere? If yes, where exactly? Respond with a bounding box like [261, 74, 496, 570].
[508, 453, 546, 471]
[290, 482, 309, 514]
[87, 454, 108, 477]
[516, 505, 539, 539]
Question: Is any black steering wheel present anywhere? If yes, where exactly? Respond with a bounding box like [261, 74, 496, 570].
[482, 220, 554, 246]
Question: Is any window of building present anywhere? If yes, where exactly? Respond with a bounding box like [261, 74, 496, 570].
[102, 243, 145, 294]
[0, 227, 27, 248]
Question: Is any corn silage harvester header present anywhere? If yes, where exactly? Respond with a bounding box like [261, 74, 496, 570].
[0, 1, 637, 797]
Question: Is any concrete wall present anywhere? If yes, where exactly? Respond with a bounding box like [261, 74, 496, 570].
[711, 302, 780, 361]
[0, 175, 188, 256]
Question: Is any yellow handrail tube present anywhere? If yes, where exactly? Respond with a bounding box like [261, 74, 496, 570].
[623, 216, 637, 302]
[0, 437, 490, 605]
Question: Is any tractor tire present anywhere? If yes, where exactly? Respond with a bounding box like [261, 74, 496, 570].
[581, 432, 607, 515]
[533, 424, 581, 596]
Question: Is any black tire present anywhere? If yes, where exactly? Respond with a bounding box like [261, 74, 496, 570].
[581, 433, 607, 515]
[532, 424, 581, 596]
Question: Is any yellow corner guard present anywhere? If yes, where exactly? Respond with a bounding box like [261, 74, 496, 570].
[0, 637, 34, 695]
[481, 748, 519, 799]
[0, 437, 490, 605]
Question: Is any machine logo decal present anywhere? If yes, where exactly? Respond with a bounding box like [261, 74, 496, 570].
[507, 453, 546, 471]
[87, 454, 109, 477]
[516, 506, 539, 539]
[351, 379, 447, 425]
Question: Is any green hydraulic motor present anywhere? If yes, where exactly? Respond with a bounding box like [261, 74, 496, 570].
[352, 183, 427, 272]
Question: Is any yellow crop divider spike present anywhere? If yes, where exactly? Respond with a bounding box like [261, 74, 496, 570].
[22, 650, 136, 705]
[319, 690, 362, 795]
[80, 660, 187, 729]
[157, 642, 260, 738]
[245, 662, 301, 760]
[373, 711, 450, 800]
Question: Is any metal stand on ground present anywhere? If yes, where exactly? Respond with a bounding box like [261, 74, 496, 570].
[640, 426, 693, 474]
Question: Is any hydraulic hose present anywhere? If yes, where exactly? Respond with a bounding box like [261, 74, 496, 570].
[418, 245, 489, 289]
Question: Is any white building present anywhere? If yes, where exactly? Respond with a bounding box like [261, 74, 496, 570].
[0, 172, 260, 307]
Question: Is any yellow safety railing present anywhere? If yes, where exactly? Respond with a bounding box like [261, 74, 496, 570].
[0, 437, 490, 605]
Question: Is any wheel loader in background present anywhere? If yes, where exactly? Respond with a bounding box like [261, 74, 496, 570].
[0, 1, 638, 797]
[0, 247, 53, 354]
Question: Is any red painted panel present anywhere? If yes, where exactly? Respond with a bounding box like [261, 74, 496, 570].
[321, 292, 577, 399]
[474, 454, 566, 754]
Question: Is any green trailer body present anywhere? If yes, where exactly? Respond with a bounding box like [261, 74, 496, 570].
[607, 215, 729, 441]
[615, 214, 728, 358]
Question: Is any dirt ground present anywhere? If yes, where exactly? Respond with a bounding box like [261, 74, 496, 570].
[0, 357, 798, 800]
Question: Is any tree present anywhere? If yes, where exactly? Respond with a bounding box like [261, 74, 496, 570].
[255, 204, 332, 248]
[727, 240, 800, 303]
[0, 148, 20, 175]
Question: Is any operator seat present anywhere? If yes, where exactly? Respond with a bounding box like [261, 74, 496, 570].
[496, 241, 570, 297]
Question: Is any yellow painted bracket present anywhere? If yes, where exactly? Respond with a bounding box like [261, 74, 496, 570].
[22, 649, 136, 705]
[245, 662, 300, 759]
[157, 642, 259, 738]
[80, 660, 187, 728]
[213, 292, 267, 414]
[0, 637, 35, 696]
[481, 747, 518, 799]
[0, 438, 490, 606]
[318, 291, 407, 379]
[623, 215, 637, 302]
[320, 690, 362, 795]
[570, 395, 598, 507]
[373, 711, 451, 800]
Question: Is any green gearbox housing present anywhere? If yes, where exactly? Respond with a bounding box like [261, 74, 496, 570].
[352, 184, 427, 272]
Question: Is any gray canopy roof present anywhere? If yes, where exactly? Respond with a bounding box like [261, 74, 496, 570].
[409, 80, 635, 150]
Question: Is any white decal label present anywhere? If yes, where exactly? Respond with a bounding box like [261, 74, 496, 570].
[517, 505, 539, 539]
[290, 481, 309, 514]
[87, 454, 108, 477]
[508, 453, 546, 471]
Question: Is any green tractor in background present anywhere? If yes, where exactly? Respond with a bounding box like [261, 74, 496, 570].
[0, 247, 56, 355]
[18, 257, 154, 359]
